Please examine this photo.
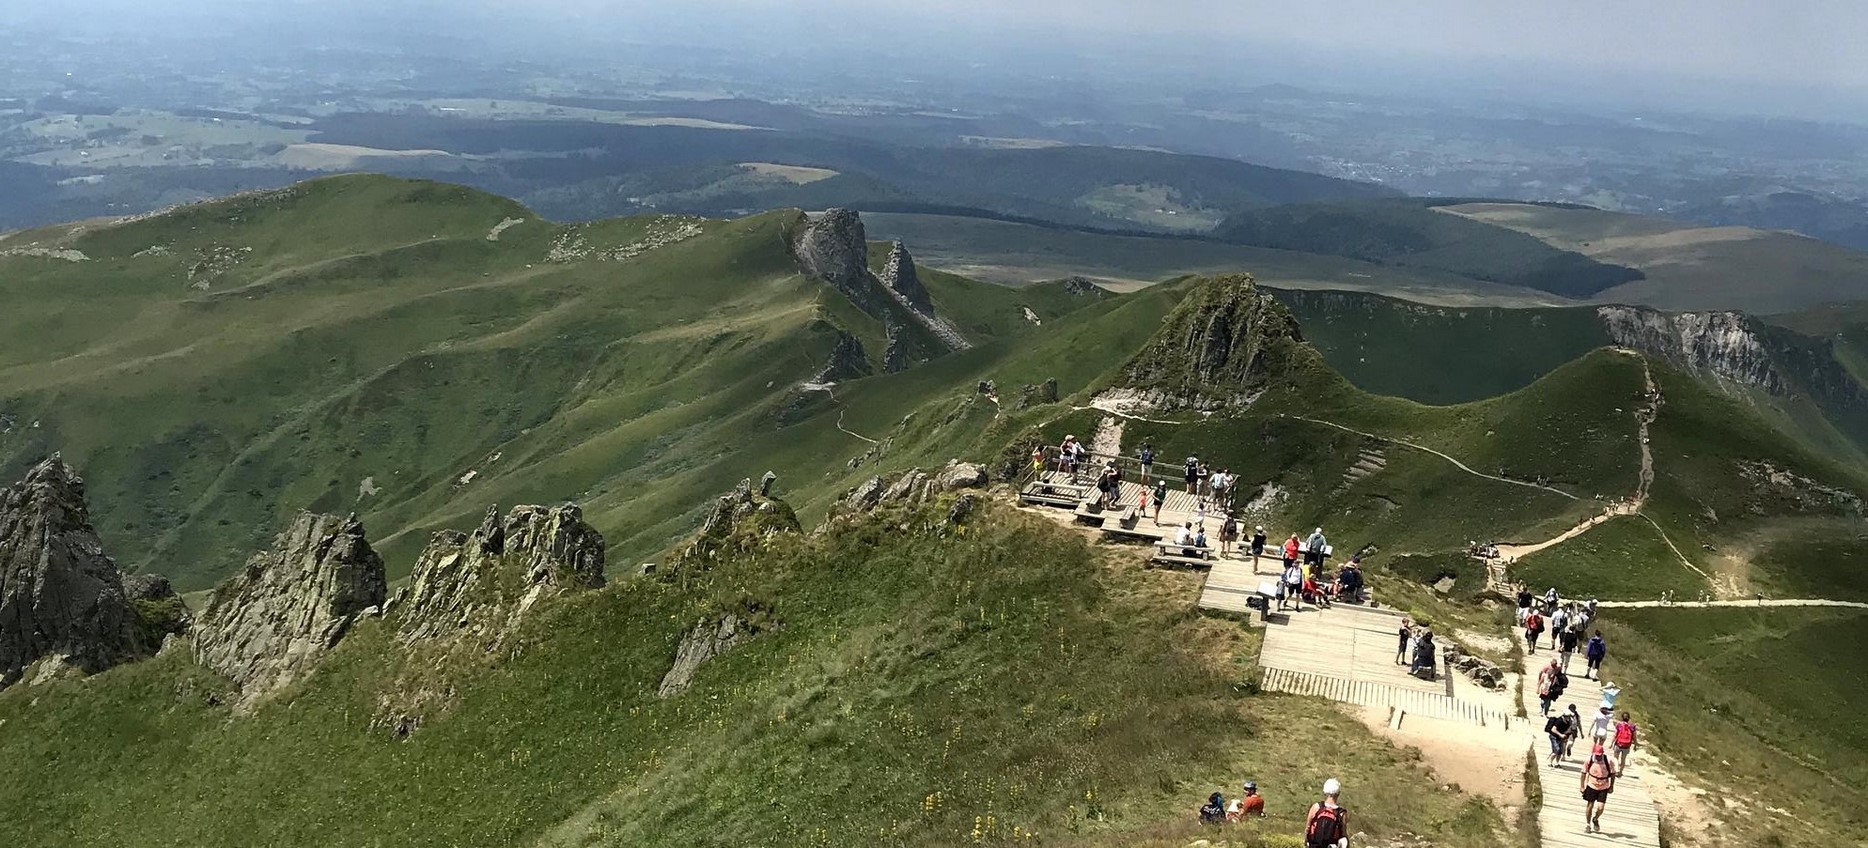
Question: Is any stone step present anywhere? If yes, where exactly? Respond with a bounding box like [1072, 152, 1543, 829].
[1259, 666, 1509, 727]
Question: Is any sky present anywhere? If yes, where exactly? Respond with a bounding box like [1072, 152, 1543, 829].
[11, 0, 1867, 119]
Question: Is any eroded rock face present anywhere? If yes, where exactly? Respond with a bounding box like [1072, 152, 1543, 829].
[820, 461, 987, 530]
[658, 612, 768, 697]
[817, 330, 872, 382]
[882, 323, 911, 373]
[1114, 274, 1306, 410]
[670, 480, 801, 574]
[394, 504, 605, 644]
[193, 512, 386, 705]
[0, 456, 142, 688]
[1598, 307, 1787, 393]
[794, 209, 891, 316]
[880, 240, 931, 312]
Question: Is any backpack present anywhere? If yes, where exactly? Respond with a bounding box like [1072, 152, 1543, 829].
[1306, 804, 1346, 847]
[1551, 669, 1569, 697]
[1586, 758, 1614, 790]
[1615, 722, 1636, 748]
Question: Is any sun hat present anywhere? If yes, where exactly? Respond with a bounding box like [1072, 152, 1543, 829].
[1322, 778, 1341, 796]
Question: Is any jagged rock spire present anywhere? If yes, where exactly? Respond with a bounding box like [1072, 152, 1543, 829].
[193, 511, 386, 707]
[880, 240, 931, 313]
[0, 455, 143, 688]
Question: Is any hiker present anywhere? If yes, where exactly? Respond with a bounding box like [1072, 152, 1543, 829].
[1219, 514, 1239, 557]
[1552, 604, 1571, 644]
[1584, 631, 1607, 680]
[1152, 479, 1169, 524]
[1059, 436, 1080, 473]
[1196, 460, 1212, 496]
[1095, 465, 1118, 509]
[1303, 778, 1349, 848]
[1536, 658, 1561, 716]
[1184, 455, 1200, 494]
[1281, 560, 1305, 611]
[1410, 628, 1437, 678]
[1599, 681, 1622, 712]
[1199, 792, 1227, 825]
[1516, 588, 1533, 625]
[1250, 525, 1268, 568]
[1558, 622, 1581, 670]
[1302, 572, 1330, 608]
[1029, 445, 1044, 479]
[1135, 484, 1153, 522]
[1544, 586, 1560, 615]
[1524, 608, 1545, 655]
[1589, 706, 1613, 747]
[1210, 468, 1232, 509]
[1175, 523, 1196, 557]
[1586, 597, 1599, 618]
[1545, 708, 1575, 766]
[1305, 527, 1328, 567]
[1395, 618, 1413, 665]
[1282, 534, 1301, 571]
[1194, 498, 1209, 531]
[1580, 745, 1617, 833]
[1227, 781, 1265, 821]
[1563, 704, 1584, 758]
[1193, 525, 1209, 553]
[1612, 712, 1638, 775]
[1337, 558, 1365, 603]
[1138, 442, 1156, 483]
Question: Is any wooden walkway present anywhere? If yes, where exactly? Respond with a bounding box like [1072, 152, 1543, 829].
[1021, 470, 1233, 542]
[1515, 631, 1663, 848]
[1254, 604, 1514, 728]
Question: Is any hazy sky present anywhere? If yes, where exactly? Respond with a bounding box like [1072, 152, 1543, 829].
[13, 0, 1867, 118]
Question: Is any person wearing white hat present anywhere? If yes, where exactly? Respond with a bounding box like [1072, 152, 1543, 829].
[1304, 778, 1349, 847]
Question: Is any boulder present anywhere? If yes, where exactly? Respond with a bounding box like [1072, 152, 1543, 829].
[657, 612, 768, 697]
[0, 456, 143, 689]
[936, 461, 988, 491]
[193, 512, 386, 706]
[669, 483, 801, 574]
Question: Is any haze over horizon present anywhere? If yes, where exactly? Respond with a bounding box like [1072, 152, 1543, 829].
[9, 0, 1867, 122]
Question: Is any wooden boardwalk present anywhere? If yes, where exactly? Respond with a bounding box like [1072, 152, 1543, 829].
[1254, 603, 1514, 728]
[1022, 470, 1236, 542]
[1515, 631, 1663, 848]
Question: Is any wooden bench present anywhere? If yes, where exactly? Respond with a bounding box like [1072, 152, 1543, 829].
[1151, 540, 1215, 568]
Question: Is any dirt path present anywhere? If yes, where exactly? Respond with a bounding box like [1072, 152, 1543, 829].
[1596, 597, 1868, 610]
[1284, 414, 1580, 500]
[1088, 414, 1124, 457]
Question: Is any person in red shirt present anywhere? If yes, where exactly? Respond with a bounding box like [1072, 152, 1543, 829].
[1226, 781, 1265, 821]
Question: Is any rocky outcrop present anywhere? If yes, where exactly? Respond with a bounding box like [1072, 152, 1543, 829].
[793, 209, 894, 317]
[193, 512, 386, 706]
[1112, 274, 1307, 410]
[882, 324, 912, 373]
[1061, 276, 1105, 297]
[1446, 645, 1505, 691]
[816, 330, 872, 382]
[658, 611, 769, 697]
[394, 504, 605, 644]
[670, 480, 802, 574]
[880, 240, 931, 313]
[1598, 307, 1787, 393]
[820, 461, 989, 529]
[1018, 378, 1060, 408]
[0, 456, 143, 688]
[792, 210, 971, 355]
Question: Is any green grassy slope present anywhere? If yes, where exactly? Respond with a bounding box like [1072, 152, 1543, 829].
[0, 175, 1122, 589]
[0, 502, 1509, 848]
[1269, 288, 1612, 404]
[1597, 608, 1868, 845]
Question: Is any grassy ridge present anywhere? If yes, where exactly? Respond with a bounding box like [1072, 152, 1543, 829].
[0, 503, 1507, 848]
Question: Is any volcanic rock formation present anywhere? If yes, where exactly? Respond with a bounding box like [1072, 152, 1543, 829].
[0, 456, 143, 688]
[193, 511, 386, 706]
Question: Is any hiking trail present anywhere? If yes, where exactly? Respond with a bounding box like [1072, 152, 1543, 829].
[1284, 414, 1580, 500]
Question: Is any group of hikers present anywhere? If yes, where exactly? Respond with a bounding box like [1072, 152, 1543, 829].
[1198, 778, 1351, 848]
[1517, 587, 1603, 669]
[1046, 438, 1370, 607]
[1394, 617, 1439, 679]
[1522, 584, 1641, 835]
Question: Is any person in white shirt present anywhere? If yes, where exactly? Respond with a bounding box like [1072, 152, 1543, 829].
[1589, 707, 1613, 744]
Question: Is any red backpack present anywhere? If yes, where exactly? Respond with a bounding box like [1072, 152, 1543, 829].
[1615, 721, 1636, 748]
[1306, 803, 1347, 847]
